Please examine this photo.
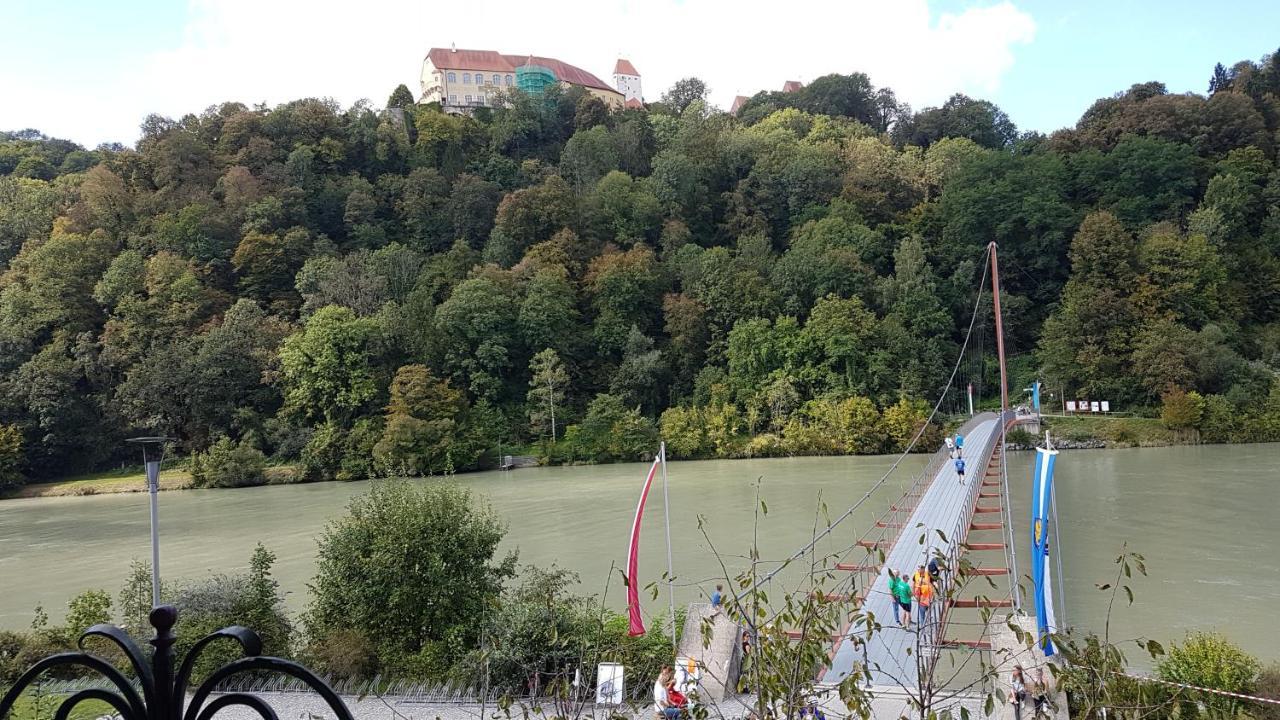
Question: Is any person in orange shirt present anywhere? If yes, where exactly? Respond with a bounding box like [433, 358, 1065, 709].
[913, 564, 935, 627]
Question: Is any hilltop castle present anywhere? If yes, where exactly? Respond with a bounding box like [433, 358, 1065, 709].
[420, 47, 644, 112]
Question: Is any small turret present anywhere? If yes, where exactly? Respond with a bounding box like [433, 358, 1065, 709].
[614, 58, 642, 103]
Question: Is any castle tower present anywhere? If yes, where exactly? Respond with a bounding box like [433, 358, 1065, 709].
[614, 58, 642, 105]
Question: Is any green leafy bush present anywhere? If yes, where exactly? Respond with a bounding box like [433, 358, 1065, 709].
[305, 480, 516, 672]
[169, 544, 292, 682]
[1005, 428, 1036, 447]
[1257, 663, 1280, 720]
[190, 436, 267, 488]
[1157, 631, 1259, 717]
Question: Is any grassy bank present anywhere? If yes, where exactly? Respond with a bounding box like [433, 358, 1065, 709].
[4, 465, 298, 499]
[1042, 415, 1196, 447]
[0, 415, 1199, 501]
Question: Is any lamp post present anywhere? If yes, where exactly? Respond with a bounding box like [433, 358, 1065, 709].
[126, 436, 173, 607]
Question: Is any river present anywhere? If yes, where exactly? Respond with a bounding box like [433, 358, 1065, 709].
[1, 444, 1277, 663]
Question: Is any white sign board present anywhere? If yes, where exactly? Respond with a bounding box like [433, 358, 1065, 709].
[596, 663, 623, 705]
[1091, 401, 1100, 412]
[1066, 401, 1077, 412]
[1101, 401, 1110, 412]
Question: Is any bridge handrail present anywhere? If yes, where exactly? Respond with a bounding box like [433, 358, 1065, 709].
[836, 412, 997, 598]
[922, 409, 1019, 660]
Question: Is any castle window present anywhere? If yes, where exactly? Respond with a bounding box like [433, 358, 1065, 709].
[447, 72, 456, 83]
[492, 74, 500, 85]
[449, 94, 457, 104]
[505, 75, 513, 85]
[465, 94, 472, 103]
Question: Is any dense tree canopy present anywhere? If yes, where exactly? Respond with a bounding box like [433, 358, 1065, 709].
[2, 46, 1280, 483]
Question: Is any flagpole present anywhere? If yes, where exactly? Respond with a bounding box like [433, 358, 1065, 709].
[660, 441, 677, 653]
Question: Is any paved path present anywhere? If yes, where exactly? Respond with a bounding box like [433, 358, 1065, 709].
[824, 414, 1002, 687]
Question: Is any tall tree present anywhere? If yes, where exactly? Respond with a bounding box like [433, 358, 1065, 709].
[661, 78, 709, 113]
[386, 84, 415, 109]
[526, 349, 569, 442]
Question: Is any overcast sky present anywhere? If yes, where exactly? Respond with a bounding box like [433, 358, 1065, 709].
[3, 0, 1278, 148]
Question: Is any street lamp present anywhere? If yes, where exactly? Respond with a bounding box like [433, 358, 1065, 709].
[126, 436, 173, 607]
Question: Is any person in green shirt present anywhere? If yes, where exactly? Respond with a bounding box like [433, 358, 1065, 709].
[889, 569, 913, 628]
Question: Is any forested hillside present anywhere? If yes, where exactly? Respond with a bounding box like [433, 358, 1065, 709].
[2, 49, 1280, 486]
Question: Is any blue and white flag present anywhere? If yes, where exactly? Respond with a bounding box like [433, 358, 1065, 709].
[1031, 445, 1059, 655]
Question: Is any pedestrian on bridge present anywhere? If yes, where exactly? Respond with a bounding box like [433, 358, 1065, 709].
[955, 433, 965, 457]
[945, 435, 956, 458]
[954, 456, 966, 484]
[889, 569, 912, 627]
[912, 565, 935, 627]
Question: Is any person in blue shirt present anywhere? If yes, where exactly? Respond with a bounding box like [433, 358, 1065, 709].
[954, 433, 965, 457]
[955, 457, 966, 483]
[710, 584, 723, 614]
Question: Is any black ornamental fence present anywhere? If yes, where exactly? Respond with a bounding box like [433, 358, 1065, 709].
[0, 605, 354, 720]
[0, 606, 658, 719]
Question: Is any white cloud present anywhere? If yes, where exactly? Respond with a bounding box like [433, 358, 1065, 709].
[8, 0, 1036, 147]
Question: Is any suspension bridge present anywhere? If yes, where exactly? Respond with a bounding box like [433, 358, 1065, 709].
[704, 242, 1059, 715]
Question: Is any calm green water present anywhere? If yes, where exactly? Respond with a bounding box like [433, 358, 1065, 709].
[1, 444, 1277, 661]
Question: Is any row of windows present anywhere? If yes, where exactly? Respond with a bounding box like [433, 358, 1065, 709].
[447, 94, 489, 105]
[445, 72, 513, 86]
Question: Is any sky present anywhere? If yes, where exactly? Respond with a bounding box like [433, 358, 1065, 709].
[2, 0, 1278, 149]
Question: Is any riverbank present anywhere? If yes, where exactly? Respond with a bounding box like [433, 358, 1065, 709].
[0, 416, 1213, 500]
[4, 465, 297, 499]
[1041, 416, 1195, 448]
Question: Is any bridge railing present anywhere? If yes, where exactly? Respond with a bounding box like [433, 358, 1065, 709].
[834, 412, 996, 607]
[923, 410, 1019, 662]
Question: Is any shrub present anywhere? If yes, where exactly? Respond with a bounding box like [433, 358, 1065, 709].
[1006, 428, 1036, 447]
[565, 394, 658, 463]
[748, 432, 785, 457]
[0, 629, 28, 685]
[300, 419, 381, 481]
[168, 544, 292, 682]
[59, 589, 112, 642]
[660, 405, 709, 458]
[1199, 394, 1240, 443]
[306, 480, 516, 669]
[1160, 389, 1204, 430]
[0, 423, 24, 490]
[881, 397, 941, 452]
[305, 628, 378, 681]
[190, 436, 267, 488]
[1157, 631, 1259, 717]
[1257, 663, 1280, 720]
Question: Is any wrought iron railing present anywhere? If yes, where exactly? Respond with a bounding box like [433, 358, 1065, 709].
[0, 605, 353, 720]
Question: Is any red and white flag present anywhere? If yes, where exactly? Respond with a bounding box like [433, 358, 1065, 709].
[626, 455, 662, 636]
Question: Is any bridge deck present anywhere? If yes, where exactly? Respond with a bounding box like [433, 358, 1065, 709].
[823, 414, 1002, 687]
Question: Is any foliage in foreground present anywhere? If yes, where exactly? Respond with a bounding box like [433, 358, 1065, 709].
[304, 480, 516, 678]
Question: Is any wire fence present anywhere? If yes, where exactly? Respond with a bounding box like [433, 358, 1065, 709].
[25, 671, 653, 706]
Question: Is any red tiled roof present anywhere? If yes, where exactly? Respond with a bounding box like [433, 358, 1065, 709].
[504, 54, 616, 92]
[730, 95, 749, 114]
[615, 58, 639, 76]
[427, 48, 515, 72]
[782, 80, 803, 93]
[423, 48, 616, 93]
[625, 97, 645, 109]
